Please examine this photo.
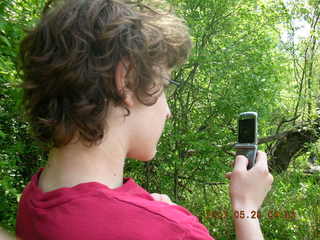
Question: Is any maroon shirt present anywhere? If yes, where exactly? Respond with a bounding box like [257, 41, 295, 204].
[16, 168, 214, 240]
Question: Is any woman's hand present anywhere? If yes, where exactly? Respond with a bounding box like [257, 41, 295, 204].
[151, 193, 177, 205]
[225, 151, 273, 210]
[0, 227, 17, 240]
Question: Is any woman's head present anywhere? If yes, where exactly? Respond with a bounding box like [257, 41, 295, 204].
[18, 0, 192, 150]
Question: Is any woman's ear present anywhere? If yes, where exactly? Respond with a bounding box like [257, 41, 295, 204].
[115, 59, 134, 108]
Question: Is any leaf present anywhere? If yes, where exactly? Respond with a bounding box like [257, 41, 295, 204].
[0, 35, 11, 48]
[0, 129, 6, 139]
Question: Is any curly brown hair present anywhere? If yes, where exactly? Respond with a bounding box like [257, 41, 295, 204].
[18, 0, 192, 150]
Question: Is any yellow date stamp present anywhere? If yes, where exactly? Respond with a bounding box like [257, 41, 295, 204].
[205, 209, 297, 220]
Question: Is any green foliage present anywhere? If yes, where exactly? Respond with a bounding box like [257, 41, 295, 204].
[0, 0, 47, 233]
[261, 171, 320, 239]
[180, 170, 320, 240]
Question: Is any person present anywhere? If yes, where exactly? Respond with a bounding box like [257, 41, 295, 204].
[0, 228, 14, 240]
[16, 0, 273, 239]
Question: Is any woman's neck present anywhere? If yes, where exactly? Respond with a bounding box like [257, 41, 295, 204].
[38, 140, 126, 193]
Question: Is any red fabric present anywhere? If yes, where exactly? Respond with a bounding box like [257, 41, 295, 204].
[16, 168, 214, 240]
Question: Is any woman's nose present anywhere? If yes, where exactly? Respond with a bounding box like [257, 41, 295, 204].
[166, 107, 172, 120]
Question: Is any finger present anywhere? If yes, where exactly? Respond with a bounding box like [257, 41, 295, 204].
[161, 194, 177, 205]
[151, 193, 171, 203]
[254, 151, 268, 171]
[161, 194, 171, 202]
[233, 155, 248, 172]
[225, 172, 232, 179]
[150, 193, 161, 201]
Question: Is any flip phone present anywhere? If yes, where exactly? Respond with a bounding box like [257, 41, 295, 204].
[234, 112, 258, 170]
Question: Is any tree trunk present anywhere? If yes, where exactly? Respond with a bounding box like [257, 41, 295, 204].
[269, 127, 319, 173]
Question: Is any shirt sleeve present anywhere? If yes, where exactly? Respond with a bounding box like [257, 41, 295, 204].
[181, 217, 215, 240]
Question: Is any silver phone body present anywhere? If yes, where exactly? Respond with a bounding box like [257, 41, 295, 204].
[234, 112, 258, 170]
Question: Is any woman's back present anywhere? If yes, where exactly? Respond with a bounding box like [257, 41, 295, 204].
[17, 168, 213, 240]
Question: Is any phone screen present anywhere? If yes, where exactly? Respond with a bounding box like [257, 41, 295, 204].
[238, 118, 255, 143]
